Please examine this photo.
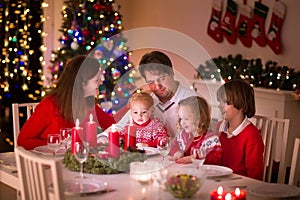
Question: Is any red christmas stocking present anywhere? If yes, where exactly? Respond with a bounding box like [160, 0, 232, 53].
[267, 1, 285, 54]
[250, 1, 269, 47]
[207, 0, 223, 43]
[221, 0, 238, 44]
[236, 2, 252, 47]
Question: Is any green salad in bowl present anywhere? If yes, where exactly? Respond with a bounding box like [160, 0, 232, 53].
[165, 167, 206, 199]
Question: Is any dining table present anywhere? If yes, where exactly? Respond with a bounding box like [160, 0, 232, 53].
[1, 150, 300, 200]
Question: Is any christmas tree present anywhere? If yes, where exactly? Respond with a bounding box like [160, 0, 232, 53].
[49, 0, 137, 114]
[0, 0, 45, 106]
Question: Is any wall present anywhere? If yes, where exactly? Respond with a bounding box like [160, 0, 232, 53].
[115, 0, 300, 81]
[43, 0, 300, 84]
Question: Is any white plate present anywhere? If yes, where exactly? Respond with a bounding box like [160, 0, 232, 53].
[248, 183, 300, 199]
[199, 165, 233, 177]
[33, 145, 65, 156]
[64, 178, 109, 195]
[0, 152, 17, 171]
[137, 146, 159, 156]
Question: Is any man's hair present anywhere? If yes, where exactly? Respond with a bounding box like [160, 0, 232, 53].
[138, 51, 173, 79]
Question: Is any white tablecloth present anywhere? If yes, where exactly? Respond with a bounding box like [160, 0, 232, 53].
[1, 152, 300, 200]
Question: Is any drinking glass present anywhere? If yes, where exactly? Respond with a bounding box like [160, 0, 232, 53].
[60, 128, 72, 151]
[47, 134, 61, 157]
[74, 142, 89, 180]
[190, 146, 206, 168]
[157, 136, 171, 165]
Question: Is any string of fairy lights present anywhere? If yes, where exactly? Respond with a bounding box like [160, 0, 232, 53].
[0, 0, 49, 103]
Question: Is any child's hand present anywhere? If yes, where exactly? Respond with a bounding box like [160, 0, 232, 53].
[168, 151, 183, 161]
[175, 156, 192, 164]
[136, 142, 148, 147]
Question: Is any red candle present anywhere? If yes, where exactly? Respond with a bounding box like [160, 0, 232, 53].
[210, 186, 225, 200]
[124, 117, 136, 150]
[108, 124, 120, 158]
[71, 119, 83, 154]
[230, 188, 246, 200]
[85, 114, 97, 149]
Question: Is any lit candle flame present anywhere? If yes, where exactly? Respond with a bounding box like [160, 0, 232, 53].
[225, 193, 232, 200]
[217, 186, 223, 195]
[235, 187, 241, 196]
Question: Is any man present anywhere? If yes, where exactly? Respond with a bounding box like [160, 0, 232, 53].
[117, 51, 196, 138]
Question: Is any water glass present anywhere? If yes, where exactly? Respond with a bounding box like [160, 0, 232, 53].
[190, 146, 206, 168]
[157, 136, 171, 165]
[60, 128, 72, 151]
[74, 142, 89, 179]
[47, 134, 62, 156]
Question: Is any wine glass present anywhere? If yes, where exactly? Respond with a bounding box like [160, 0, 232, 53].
[47, 134, 62, 157]
[157, 136, 171, 165]
[60, 128, 72, 151]
[190, 146, 206, 168]
[74, 142, 89, 180]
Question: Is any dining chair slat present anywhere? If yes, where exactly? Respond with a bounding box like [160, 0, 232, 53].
[289, 137, 300, 186]
[14, 146, 65, 200]
[251, 115, 290, 183]
[12, 102, 39, 147]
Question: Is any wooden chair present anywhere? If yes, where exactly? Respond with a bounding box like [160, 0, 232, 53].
[289, 137, 300, 186]
[251, 115, 290, 183]
[12, 102, 39, 147]
[14, 146, 65, 200]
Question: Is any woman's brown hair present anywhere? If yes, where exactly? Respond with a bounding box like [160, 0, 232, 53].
[48, 55, 100, 122]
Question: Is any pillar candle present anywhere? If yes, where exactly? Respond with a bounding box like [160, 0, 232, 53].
[124, 117, 136, 150]
[210, 186, 225, 200]
[85, 114, 97, 149]
[71, 119, 83, 154]
[108, 124, 120, 158]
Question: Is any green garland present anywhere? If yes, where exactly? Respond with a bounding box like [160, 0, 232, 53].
[62, 147, 148, 174]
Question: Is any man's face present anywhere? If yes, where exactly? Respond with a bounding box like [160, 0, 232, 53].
[143, 70, 176, 102]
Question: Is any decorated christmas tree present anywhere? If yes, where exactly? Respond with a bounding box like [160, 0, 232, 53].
[0, 0, 45, 106]
[49, 0, 137, 114]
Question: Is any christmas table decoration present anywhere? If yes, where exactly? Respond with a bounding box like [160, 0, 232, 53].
[63, 146, 148, 174]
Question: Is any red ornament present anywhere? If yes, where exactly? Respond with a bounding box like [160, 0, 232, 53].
[93, 3, 104, 11]
[82, 29, 89, 36]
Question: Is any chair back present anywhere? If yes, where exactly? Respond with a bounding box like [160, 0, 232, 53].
[12, 102, 39, 147]
[251, 115, 290, 183]
[14, 146, 65, 200]
[289, 137, 300, 186]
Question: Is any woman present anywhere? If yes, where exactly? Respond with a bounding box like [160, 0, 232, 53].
[17, 55, 115, 150]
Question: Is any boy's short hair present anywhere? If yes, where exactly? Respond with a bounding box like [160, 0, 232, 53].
[138, 51, 173, 79]
[129, 91, 154, 108]
[217, 79, 256, 118]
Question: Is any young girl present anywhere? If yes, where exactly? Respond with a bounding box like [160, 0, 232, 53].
[169, 96, 221, 165]
[121, 91, 169, 148]
[216, 79, 264, 180]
